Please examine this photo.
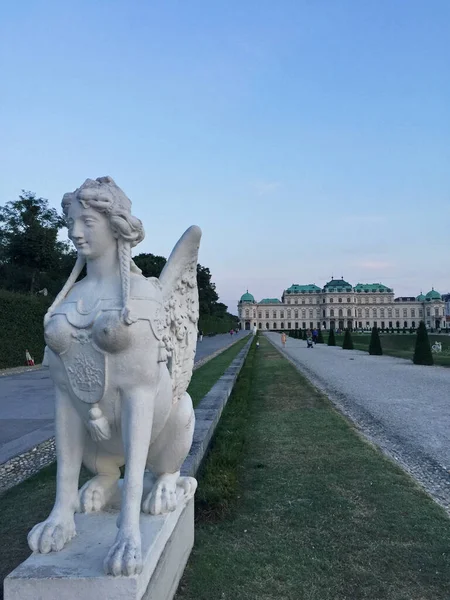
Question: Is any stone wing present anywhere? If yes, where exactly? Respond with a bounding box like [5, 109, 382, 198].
[159, 225, 202, 402]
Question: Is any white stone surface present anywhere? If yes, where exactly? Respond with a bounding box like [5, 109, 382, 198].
[5, 497, 194, 600]
[25, 176, 201, 577]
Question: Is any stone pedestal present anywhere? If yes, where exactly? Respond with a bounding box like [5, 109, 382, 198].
[4, 498, 194, 600]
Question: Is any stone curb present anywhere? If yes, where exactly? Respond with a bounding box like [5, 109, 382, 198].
[182, 336, 253, 477]
[0, 336, 254, 495]
[192, 333, 250, 371]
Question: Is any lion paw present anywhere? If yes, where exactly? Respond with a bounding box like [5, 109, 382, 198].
[78, 475, 119, 513]
[104, 530, 142, 576]
[28, 514, 76, 553]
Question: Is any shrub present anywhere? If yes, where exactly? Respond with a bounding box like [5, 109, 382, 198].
[369, 326, 382, 355]
[342, 328, 354, 350]
[413, 321, 433, 366]
[328, 328, 336, 346]
[317, 329, 324, 344]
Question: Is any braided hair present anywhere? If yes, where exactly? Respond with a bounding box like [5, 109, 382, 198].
[45, 177, 145, 325]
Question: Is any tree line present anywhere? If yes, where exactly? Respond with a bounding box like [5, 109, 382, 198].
[0, 191, 237, 327]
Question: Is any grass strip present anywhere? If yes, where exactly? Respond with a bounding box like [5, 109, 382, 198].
[322, 332, 450, 366]
[176, 336, 450, 600]
[0, 336, 249, 596]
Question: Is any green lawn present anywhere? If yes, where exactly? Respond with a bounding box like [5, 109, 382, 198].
[0, 335, 249, 598]
[176, 336, 450, 600]
[322, 331, 450, 366]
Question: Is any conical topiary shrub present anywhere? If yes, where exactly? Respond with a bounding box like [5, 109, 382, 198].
[369, 326, 382, 355]
[328, 328, 336, 346]
[302, 329, 307, 340]
[342, 328, 354, 350]
[317, 329, 324, 344]
[413, 321, 434, 365]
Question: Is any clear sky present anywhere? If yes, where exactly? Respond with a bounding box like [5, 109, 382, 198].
[1, 0, 449, 313]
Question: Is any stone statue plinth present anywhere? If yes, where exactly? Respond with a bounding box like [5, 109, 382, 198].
[5, 489, 194, 600]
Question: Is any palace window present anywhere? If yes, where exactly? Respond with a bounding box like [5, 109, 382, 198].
[380, 308, 385, 317]
[245, 309, 249, 317]
[302, 300, 305, 305]
[258, 312, 262, 318]
[323, 310, 326, 317]
[287, 309, 291, 317]
[265, 311, 269, 318]
[373, 308, 377, 317]
[388, 308, 392, 317]
[266, 322, 269, 329]
[365, 308, 370, 317]
[330, 309, 334, 317]
[338, 309, 343, 317]
[273, 323, 277, 329]
[295, 322, 298, 329]
[258, 323, 262, 329]
[294, 310, 298, 318]
[302, 309, 306, 318]
[427, 309, 431, 317]
[253, 310, 256, 317]
[288, 322, 291, 329]
[273, 311, 277, 318]
[330, 298, 334, 303]
[347, 309, 351, 317]
[309, 309, 313, 317]
[302, 322, 306, 329]
[435, 308, 439, 316]
[347, 297, 351, 303]
[357, 308, 362, 317]
[419, 309, 423, 317]
[403, 308, 407, 317]
[411, 309, 415, 317]
[281, 322, 284, 329]
[294, 299, 298, 304]
[338, 298, 342, 303]
[280, 311, 284, 318]
[395, 309, 400, 317]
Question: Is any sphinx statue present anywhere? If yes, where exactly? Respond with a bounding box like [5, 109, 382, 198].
[27, 177, 201, 577]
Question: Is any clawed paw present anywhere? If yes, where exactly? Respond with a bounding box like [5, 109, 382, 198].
[104, 532, 142, 576]
[28, 515, 76, 554]
[78, 475, 119, 513]
[141, 474, 197, 515]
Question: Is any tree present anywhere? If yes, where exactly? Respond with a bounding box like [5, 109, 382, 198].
[133, 252, 166, 278]
[0, 191, 67, 293]
[317, 329, 324, 344]
[342, 328, 354, 350]
[369, 326, 382, 355]
[413, 321, 433, 365]
[328, 328, 336, 346]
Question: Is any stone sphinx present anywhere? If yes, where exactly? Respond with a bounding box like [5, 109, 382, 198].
[28, 177, 201, 577]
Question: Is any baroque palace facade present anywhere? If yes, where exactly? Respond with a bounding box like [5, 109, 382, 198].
[238, 278, 447, 332]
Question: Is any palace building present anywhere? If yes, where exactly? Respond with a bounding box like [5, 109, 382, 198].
[238, 278, 446, 332]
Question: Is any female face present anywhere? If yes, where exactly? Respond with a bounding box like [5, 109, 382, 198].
[67, 200, 116, 260]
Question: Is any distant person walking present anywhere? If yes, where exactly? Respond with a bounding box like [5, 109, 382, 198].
[312, 328, 318, 343]
[281, 332, 287, 347]
[230, 329, 234, 336]
[198, 329, 203, 342]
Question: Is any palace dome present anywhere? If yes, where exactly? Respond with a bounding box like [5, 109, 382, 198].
[425, 289, 441, 300]
[240, 291, 255, 303]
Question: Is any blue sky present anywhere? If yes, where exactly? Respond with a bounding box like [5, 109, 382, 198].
[1, 0, 449, 313]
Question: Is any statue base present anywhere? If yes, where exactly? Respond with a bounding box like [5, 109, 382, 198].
[4, 498, 194, 600]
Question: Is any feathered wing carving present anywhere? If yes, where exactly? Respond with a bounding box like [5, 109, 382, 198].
[159, 225, 202, 402]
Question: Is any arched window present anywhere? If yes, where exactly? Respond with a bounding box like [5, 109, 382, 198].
[281, 322, 284, 329]
[330, 309, 335, 317]
[357, 308, 362, 317]
[258, 323, 262, 329]
[347, 309, 351, 317]
[273, 322, 277, 329]
[347, 297, 351, 303]
[338, 309, 343, 317]
[266, 322, 269, 329]
[338, 298, 342, 303]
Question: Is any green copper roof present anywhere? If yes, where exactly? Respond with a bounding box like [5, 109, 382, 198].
[259, 298, 281, 304]
[240, 291, 255, 303]
[353, 283, 393, 293]
[416, 293, 426, 301]
[425, 289, 441, 300]
[285, 284, 321, 294]
[324, 278, 352, 292]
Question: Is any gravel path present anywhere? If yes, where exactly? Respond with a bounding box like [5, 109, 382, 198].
[266, 332, 450, 514]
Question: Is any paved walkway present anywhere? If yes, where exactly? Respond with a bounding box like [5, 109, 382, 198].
[266, 332, 450, 512]
[0, 331, 249, 465]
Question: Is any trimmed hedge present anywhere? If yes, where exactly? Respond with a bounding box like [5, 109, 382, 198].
[0, 290, 51, 368]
